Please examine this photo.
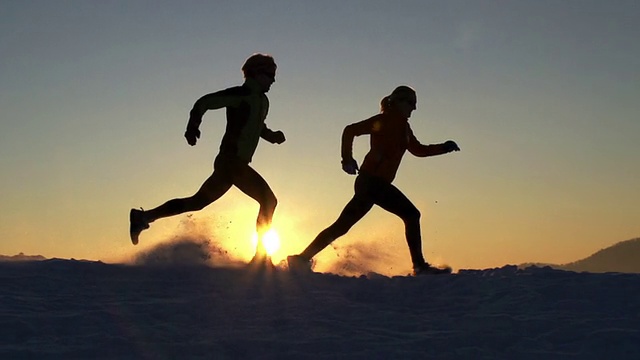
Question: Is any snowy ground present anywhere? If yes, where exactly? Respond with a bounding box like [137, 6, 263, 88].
[1, 258, 639, 359]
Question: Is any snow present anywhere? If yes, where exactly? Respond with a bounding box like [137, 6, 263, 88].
[1, 257, 639, 359]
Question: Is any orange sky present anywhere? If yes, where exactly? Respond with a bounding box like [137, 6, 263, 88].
[1, 2, 639, 273]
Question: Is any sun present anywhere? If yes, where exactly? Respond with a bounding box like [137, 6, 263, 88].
[252, 229, 281, 256]
[262, 229, 281, 256]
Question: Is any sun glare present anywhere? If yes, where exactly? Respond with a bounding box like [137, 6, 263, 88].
[263, 229, 281, 255]
[252, 229, 281, 256]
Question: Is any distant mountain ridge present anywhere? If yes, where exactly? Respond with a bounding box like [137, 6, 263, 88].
[521, 238, 640, 273]
[561, 237, 640, 273]
[0, 253, 47, 262]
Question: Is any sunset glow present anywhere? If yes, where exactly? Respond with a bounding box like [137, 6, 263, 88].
[1, 2, 639, 271]
[252, 229, 281, 257]
[263, 229, 281, 256]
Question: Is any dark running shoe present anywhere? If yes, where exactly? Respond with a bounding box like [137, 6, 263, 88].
[287, 255, 313, 273]
[413, 262, 452, 276]
[129, 208, 149, 245]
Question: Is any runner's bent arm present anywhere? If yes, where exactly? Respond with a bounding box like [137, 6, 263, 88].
[186, 89, 244, 131]
[406, 126, 451, 157]
[341, 117, 376, 162]
[261, 126, 286, 144]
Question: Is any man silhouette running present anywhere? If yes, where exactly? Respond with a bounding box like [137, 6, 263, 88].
[129, 53, 284, 257]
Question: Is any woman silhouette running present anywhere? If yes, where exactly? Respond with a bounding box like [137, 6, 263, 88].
[288, 86, 460, 275]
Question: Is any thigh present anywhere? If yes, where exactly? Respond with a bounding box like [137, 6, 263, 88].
[231, 164, 274, 203]
[196, 168, 234, 201]
[194, 154, 242, 200]
[369, 180, 417, 218]
[329, 193, 374, 232]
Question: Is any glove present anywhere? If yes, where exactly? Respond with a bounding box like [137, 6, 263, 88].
[341, 158, 359, 175]
[443, 140, 460, 152]
[271, 130, 286, 144]
[184, 126, 201, 146]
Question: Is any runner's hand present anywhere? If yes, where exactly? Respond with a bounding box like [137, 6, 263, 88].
[443, 140, 460, 152]
[185, 127, 200, 146]
[341, 158, 359, 175]
[271, 130, 286, 144]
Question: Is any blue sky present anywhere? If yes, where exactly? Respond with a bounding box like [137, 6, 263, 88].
[1, 1, 639, 271]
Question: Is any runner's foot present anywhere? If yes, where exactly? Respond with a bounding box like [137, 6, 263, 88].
[129, 208, 149, 245]
[287, 254, 312, 273]
[412, 262, 452, 276]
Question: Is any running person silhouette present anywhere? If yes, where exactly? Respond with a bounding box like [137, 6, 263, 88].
[288, 86, 460, 275]
[129, 53, 285, 255]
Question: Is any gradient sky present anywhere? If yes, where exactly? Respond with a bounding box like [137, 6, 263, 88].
[1, 0, 639, 272]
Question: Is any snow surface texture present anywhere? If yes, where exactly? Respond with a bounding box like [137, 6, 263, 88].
[1, 258, 639, 359]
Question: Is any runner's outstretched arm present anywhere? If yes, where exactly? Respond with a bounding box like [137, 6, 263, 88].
[407, 127, 460, 157]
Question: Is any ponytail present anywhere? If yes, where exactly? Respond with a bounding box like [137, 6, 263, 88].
[380, 95, 392, 113]
[380, 85, 416, 113]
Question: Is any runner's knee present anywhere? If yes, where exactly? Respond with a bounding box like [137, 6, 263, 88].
[261, 192, 277, 213]
[269, 193, 278, 209]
